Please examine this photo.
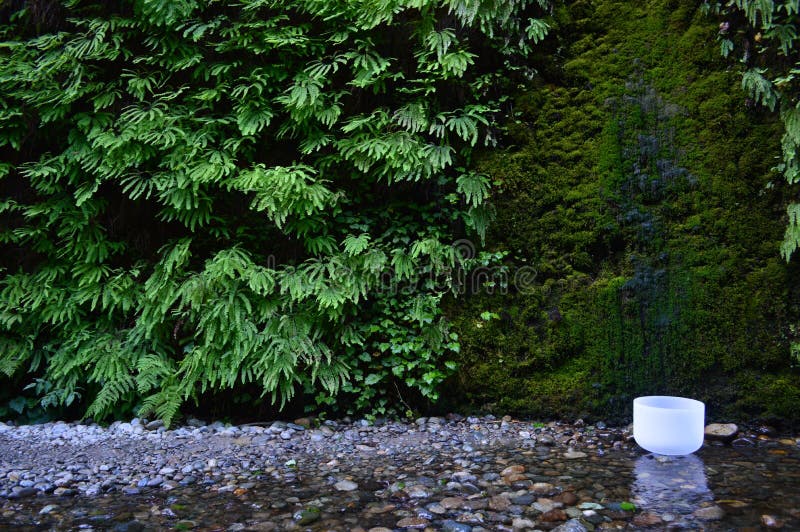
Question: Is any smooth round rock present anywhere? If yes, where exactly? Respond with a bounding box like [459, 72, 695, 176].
[704, 423, 738, 443]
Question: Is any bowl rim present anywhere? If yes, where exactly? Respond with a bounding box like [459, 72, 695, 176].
[633, 395, 704, 411]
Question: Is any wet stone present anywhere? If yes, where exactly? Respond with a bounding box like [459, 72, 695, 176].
[441, 496, 466, 510]
[293, 506, 320, 525]
[541, 508, 568, 522]
[694, 505, 725, 520]
[531, 482, 558, 495]
[563, 450, 587, 459]
[512, 517, 536, 529]
[704, 423, 739, 442]
[511, 493, 535, 505]
[633, 512, 663, 526]
[761, 514, 784, 528]
[334, 479, 358, 491]
[551, 519, 589, 532]
[489, 495, 511, 511]
[441, 520, 472, 532]
[396, 516, 429, 528]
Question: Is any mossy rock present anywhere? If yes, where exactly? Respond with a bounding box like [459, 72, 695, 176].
[446, 0, 800, 425]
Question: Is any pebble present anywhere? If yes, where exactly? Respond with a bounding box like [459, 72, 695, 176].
[0, 417, 797, 531]
[441, 520, 472, 532]
[551, 519, 589, 532]
[761, 514, 784, 528]
[293, 507, 320, 525]
[538, 433, 556, 446]
[396, 516, 429, 528]
[334, 479, 359, 491]
[704, 423, 739, 442]
[511, 517, 536, 529]
[693, 505, 725, 520]
[563, 450, 587, 459]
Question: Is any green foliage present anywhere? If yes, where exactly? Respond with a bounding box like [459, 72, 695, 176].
[0, 0, 551, 423]
[703, 1, 800, 260]
[448, 0, 799, 424]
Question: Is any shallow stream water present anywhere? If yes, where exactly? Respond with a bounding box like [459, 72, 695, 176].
[2, 437, 798, 531]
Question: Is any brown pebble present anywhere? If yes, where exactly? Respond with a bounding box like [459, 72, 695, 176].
[632, 512, 663, 527]
[293, 417, 313, 428]
[501, 464, 525, 476]
[489, 495, 511, 511]
[504, 473, 527, 484]
[540, 509, 568, 522]
[396, 517, 429, 529]
[530, 482, 558, 496]
[440, 497, 465, 510]
[553, 492, 578, 505]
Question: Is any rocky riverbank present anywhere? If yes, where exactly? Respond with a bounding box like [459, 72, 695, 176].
[1, 416, 799, 530]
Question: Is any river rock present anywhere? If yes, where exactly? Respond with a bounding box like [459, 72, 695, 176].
[334, 479, 358, 491]
[704, 423, 738, 442]
[441, 520, 472, 532]
[693, 505, 725, 520]
[552, 519, 589, 532]
[538, 433, 556, 446]
[563, 450, 587, 459]
[531, 482, 558, 495]
[511, 517, 536, 530]
[293, 507, 320, 525]
[441, 497, 465, 509]
[540, 508, 568, 522]
[761, 514, 784, 528]
[632, 512, 663, 526]
[501, 465, 525, 476]
[396, 516, 429, 528]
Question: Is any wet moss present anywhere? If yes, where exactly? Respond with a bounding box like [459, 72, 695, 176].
[446, 0, 800, 425]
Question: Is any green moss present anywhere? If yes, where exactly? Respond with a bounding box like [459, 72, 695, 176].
[446, 0, 800, 425]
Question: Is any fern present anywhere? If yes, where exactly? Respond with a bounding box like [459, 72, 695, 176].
[0, 0, 551, 422]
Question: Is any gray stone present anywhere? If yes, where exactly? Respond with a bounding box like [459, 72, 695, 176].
[10, 487, 38, 498]
[511, 517, 536, 530]
[112, 520, 146, 532]
[563, 450, 587, 459]
[551, 519, 589, 532]
[334, 479, 358, 491]
[538, 433, 556, 446]
[704, 423, 739, 442]
[578, 502, 604, 510]
[694, 505, 725, 520]
[441, 520, 472, 532]
[511, 493, 535, 505]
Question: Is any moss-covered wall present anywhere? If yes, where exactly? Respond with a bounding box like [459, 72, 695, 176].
[446, 0, 800, 425]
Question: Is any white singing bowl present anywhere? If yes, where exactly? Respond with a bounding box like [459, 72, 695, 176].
[633, 396, 705, 455]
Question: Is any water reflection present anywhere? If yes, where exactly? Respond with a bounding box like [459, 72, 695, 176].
[631, 454, 713, 520]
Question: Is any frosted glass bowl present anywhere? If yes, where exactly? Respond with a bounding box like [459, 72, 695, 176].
[633, 396, 705, 455]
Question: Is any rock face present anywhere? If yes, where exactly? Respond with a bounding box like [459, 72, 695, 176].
[704, 423, 739, 443]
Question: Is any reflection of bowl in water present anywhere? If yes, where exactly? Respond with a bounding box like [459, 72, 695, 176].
[633, 396, 705, 455]
[632, 454, 713, 517]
